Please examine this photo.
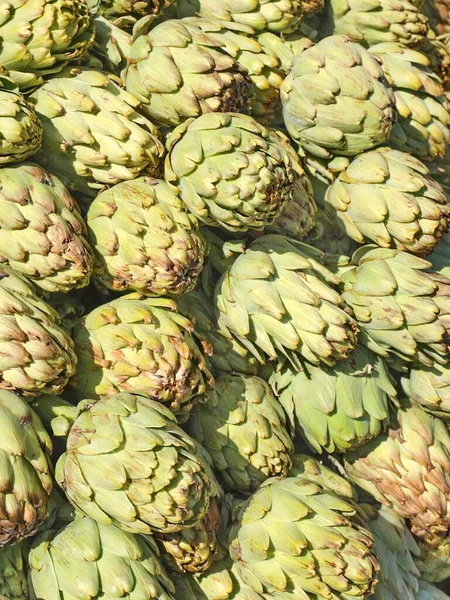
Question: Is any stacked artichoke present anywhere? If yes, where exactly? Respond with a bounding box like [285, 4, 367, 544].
[0, 0, 449, 598]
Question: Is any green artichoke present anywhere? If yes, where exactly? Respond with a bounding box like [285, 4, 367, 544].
[177, 0, 303, 33]
[326, 0, 429, 47]
[417, 580, 450, 599]
[182, 18, 285, 124]
[0, 0, 95, 93]
[269, 345, 397, 454]
[0, 72, 42, 165]
[28, 514, 176, 600]
[257, 31, 315, 74]
[0, 543, 28, 599]
[177, 290, 259, 376]
[0, 266, 76, 397]
[280, 35, 396, 160]
[165, 113, 302, 232]
[86, 177, 206, 296]
[0, 391, 53, 545]
[98, 0, 175, 29]
[429, 231, 450, 279]
[416, 536, 450, 583]
[370, 42, 450, 162]
[155, 498, 220, 574]
[0, 163, 94, 293]
[186, 374, 294, 495]
[29, 68, 165, 198]
[124, 19, 253, 126]
[215, 234, 358, 369]
[363, 504, 421, 600]
[341, 247, 450, 366]
[344, 401, 450, 543]
[55, 393, 218, 534]
[325, 147, 450, 255]
[229, 456, 379, 600]
[401, 362, 450, 418]
[71, 296, 212, 422]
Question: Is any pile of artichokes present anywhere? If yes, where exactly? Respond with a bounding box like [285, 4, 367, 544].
[0, 0, 450, 598]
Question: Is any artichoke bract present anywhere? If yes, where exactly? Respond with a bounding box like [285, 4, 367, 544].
[98, 0, 175, 29]
[177, 0, 303, 33]
[0, 0, 95, 93]
[28, 514, 176, 600]
[87, 178, 206, 296]
[0, 72, 42, 165]
[215, 234, 358, 369]
[429, 231, 450, 279]
[417, 536, 450, 583]
[56, 393, 217, 534]
[327, 0, 429, 47]
[280, 35, 396, 160]
[344, 402, 450, 543]
[417, 580, 450, 600]
[229, 456, 379, 600]
[124, 19, 253, 127]
[0, 266, 76, 397]
[0, 543, 28, 599]
[71, 295, 212, 422]
[165, 113, 303, 232]
[401, 362, 450, 418]
[370, 43, 450, 163]
[186, 374, 294, 495]
[0, 392, 53, 545]
[0, 163, 94, 293]
[29, 68, 165, 198]
[341, 247, 450, 366]
[325, 147, 450, 255]
[269, 345, 397, 454]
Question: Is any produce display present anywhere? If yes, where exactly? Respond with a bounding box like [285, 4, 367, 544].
[1, 0, 450, 598]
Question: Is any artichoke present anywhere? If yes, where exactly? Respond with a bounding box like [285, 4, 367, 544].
[0, 163, 94, 293]
[344, 401, 450, 543]
[177, 290, 259, 376]
[401, 362, 450, 418]
[185, 374, 294, 495]
[429, 231, 450, 279]
[0, 266, 76, 397]
[165, 113, 302, 232]
[55, 393, 217, 534]
[215, 234, 358, 369]
[370, 42, 450, 162]
[229, 456, 379, 600]
[176, 0, 303, 33]
[71, 296, 212, 422]
[124, 19, 253, 126]
[0, 72, 42, 165]
[417, 580, 450, 599]
[416, 536, 450, 583]
[155, 499, 220, 574]
[0, 543, 28, 599]
[325, 147, 450, 255]
[0, 0, 95, 93]
[269, 345, 397, 454]
[29, 68, 164, 198]
[86, 177, 206, 296]
[257, 31, 315, 73]
[326, 0, 429, 47]
[341, 247, 450, 367]
[0, 391, 53, 545]
[280, 35, 396, 160]
[28, 513, 176, 600]
[98, 0, 175, 29]
[305, 205, 359, 256]
[364, 504, 421, 600]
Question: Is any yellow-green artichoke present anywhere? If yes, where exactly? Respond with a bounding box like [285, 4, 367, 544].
[215, 234, 358, 369]
[0, 543, 28, 599]
[0, 0, 95, 93]
[429, 231, 450, 279]
[86, 178, 206, 296]
[281, 35, 396, 160]
[55, 393, 218, 534]
[325, 147, 450, 255]
[401, 361, 450, 418]
[0, 163, 94, 293]
[71, 296, 212, 421]
[98, 0, 175, 29]
[165, 113, 304, 232]
[29, 68, 164, 198]
[416, 536, 450, 583]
